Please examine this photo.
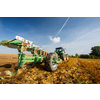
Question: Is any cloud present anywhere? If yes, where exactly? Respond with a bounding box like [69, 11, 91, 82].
[49, 36, 60, 43]
[61, 44, 65, 45]
[55, 17, 70, 37]
[80, 50, 83, 52]
[71, 27, 100, 43]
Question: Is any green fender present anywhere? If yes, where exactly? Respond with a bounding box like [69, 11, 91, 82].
[54, 52, 57, 54]
[60, 51, 65, 54]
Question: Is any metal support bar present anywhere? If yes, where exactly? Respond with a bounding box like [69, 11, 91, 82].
[52, 59, 62, 64]
[18, 52, 46, 69]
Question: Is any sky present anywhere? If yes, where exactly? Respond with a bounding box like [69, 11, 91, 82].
[0, 17, 100, 55]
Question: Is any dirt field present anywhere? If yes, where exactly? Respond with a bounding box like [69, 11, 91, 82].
[0, 53, 100, 84]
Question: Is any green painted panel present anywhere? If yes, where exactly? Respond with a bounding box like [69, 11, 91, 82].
[60, 51, 65, 54]
[1, 40, 22, 44]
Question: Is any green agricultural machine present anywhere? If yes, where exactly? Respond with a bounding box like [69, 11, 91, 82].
[0, 36, 68, 73]
[55, 47, 69, 61]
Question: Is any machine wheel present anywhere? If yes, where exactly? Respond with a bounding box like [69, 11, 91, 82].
[31, 51, 34, 54]
[14, 66, 19, 70]
[18, 49, 21, 53]
[66, 54, 69, 60]
[45, 53, 58, 71]
[60, 53, 66, 61]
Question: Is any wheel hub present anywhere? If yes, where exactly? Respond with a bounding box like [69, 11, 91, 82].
[52, 58, 57, 68]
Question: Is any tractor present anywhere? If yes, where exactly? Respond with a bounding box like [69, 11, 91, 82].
[0, 36, 69, 74]
[55, 47, 69, 61]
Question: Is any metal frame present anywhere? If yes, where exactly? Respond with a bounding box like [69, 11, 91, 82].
[0, 39, 62, 72]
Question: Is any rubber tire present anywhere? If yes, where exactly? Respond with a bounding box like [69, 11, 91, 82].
[18, 49, 21, 53]
[66, 54, 69, 60]
[45, 53, 58, 71]
[14, 66, 19, 70]
[60, 53, 66, 61]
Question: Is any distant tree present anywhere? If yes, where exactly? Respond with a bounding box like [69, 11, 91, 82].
[90, 46, 100, 57]
[80, 54, 90, 58]
[75, 53, 79, 57]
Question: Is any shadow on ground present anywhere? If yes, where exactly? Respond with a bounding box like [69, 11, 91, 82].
[0, 64, 12, 68]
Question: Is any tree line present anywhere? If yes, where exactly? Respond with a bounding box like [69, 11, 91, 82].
[69, 46, 100, 59]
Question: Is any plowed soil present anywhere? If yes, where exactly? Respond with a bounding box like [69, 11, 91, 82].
[0, 53, 100, 84]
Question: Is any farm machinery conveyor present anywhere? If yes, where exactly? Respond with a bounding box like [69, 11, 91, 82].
[0, 36, 68, 73]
